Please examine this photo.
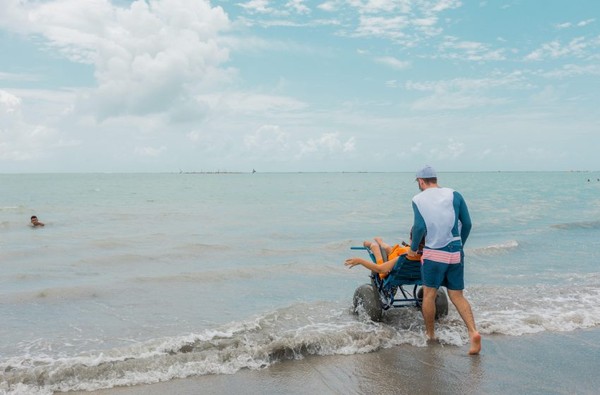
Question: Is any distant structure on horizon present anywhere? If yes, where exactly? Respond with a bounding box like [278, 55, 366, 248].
[178, 169, 257, 174]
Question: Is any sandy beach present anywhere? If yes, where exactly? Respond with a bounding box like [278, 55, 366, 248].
[67, 329, 600, 395]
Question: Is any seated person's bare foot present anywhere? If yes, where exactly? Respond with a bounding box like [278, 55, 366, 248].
[363, 240, 372, 248]
[468, 332, 482, 355]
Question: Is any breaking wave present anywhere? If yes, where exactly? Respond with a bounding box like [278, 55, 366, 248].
[3, 282, 600, 394]
[468, 240, 519, 256]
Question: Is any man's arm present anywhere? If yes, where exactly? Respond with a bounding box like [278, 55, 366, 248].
[410, 201, 426, 252]
[455, 192, 472, 245]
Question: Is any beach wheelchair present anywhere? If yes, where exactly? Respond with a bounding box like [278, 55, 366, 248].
[351, 245, 449, 322]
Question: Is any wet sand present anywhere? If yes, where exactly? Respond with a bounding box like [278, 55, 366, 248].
[68, 329, 600, 395]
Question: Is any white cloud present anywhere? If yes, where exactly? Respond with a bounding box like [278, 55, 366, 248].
[186, 130, 201, 142]
[134, 145, 167, 157]
[244, 0, 462, 45]
[428, 138, 466, 160]
[554, 18, 595, 30]
[446, 138, 465, 158]
[578, 19, 595, 27]
[406, 73, 526, 93]
[286, 0, 310, 14]
[476, 148, 492, 159]
[438, 36, 506, 61]
[297, 132, 355, 157]
[317, 1, 339, 12]
[385, 80, 399, 88]
[411, 92, 506, 110]
[0, 72, 40, 82]
[242, 127, 355, 161]
[542, 64, 600, 79]
[410, 142, 422, 154]
[1, 0, 599, 173]
[405, 74, 526, 110]
[0, 90, 22, 114]
[344, 136, 356, 152]
[430, 0, 462, 13]
[555, 22, 572, 29]
[524, 37, 589, 61]
[375, 56, 411, 70]
[355, 15, 409, 40]
[243, 124, 291, 152]
[530, 85, 560, 105]
[413, 17, 438, 27]
[196, 92, 307, 115]
[2, 0, 233, 120]
[329, 0, 456, 44]
[356, 0, 402, 13]
[238, 0, 280, 15]
[0, 94, 67, 161]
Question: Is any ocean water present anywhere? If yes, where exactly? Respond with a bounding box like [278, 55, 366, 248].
[1, 172, 600, 394]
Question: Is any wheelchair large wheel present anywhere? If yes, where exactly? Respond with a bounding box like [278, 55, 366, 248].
[417, 287, 449, 319]
[353, 283, 382, 322]
[434, 288, 449, 318]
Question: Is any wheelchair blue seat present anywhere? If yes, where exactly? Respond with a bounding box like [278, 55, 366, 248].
[384, 256, 422, 287]
[350, 245, 449, 321]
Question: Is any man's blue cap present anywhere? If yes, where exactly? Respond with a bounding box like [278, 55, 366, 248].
[415, 165, 437, 178]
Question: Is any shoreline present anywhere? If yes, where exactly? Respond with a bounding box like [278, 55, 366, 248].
[67, 328, 600, 395]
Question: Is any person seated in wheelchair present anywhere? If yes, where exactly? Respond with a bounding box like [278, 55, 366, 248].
[345, 230, 425, 279]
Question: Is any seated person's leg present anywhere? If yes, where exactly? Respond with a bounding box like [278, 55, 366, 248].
[364, 239, 384, 264]
[374, 237, 394, 255]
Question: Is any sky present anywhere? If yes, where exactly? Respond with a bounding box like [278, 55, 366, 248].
[0, 0, 599, 173]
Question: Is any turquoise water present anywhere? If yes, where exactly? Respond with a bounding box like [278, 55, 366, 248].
[2, 172, 600, 393]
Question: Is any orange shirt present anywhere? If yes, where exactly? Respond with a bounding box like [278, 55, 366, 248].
[377, 245, 422, 279]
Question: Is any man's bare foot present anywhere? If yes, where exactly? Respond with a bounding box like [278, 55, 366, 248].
[374, 237, 384, 244]
[468, 332, 482, 355]
[363, 240, 372, 248]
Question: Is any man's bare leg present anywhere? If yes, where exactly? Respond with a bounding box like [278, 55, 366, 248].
[421, 286, 437, 341]
[447, 289, 481, 355]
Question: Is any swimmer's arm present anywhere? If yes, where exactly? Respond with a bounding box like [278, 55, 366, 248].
[345, 257, 396, 273]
